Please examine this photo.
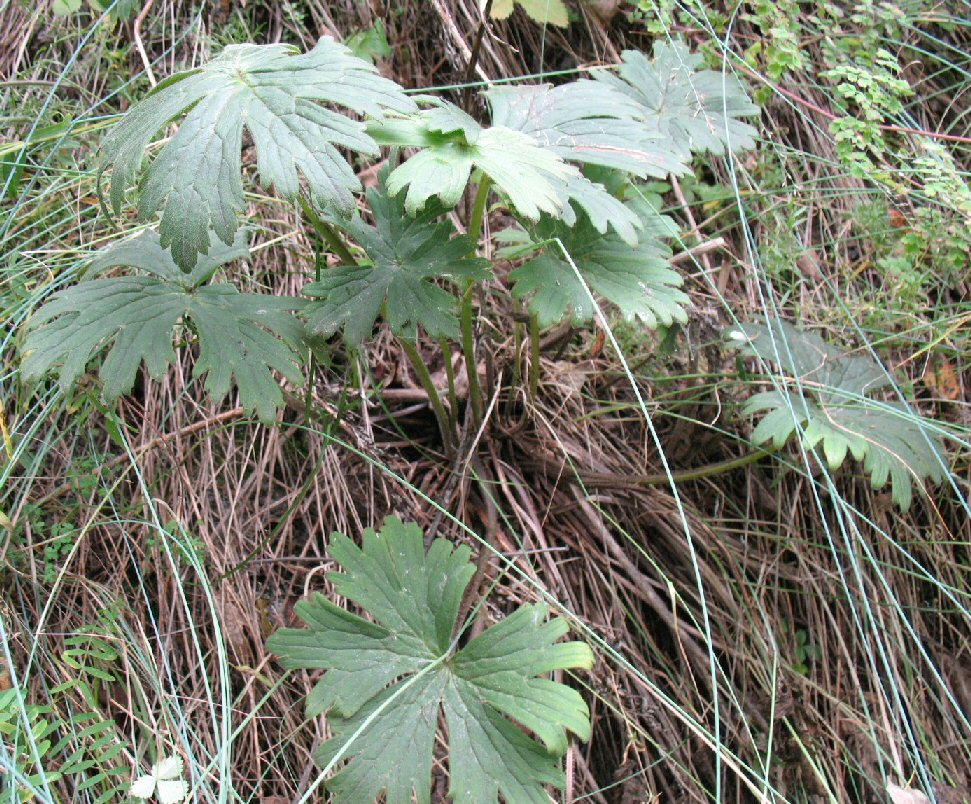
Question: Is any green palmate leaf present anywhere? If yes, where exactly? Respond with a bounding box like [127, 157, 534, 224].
[510, 199, 689, 329]
[490, 0, 570, 26]
[731, 320, 946, 509]
[369, 100, 579, 220]
[266, 517, 593, 804]
[485, 82, 688, 180]
[21, 230, 306, 421]
[100, 37, 415, 270]
[486, 81, 689, 244]
[731, 318, 892, 401]
[303, 177, 491, 343]
[595, 41, 759, 157]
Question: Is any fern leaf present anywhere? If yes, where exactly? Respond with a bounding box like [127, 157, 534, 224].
[303, 174, 491, 343]
[732, 320, 946, 509]
[510, 200, 689, 329]
[21, 230, 306, 421]
[595, 41, 759, 157]
[267, 517, 593, 804]
[99, 38, 415, 269]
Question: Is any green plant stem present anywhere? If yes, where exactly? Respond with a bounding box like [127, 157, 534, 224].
[438, 336, 458, 434]
[401, 338, 453, 450]
[467, 175, 492, 244]
[510, 318, 523, 408]
[306, 250, 324, 422]
[457, 177, 493, 427]
[460, 284, 484, 426]
[528, 312, 540, 401]
[298, 196, 357, 266]
[537, 447, 777, 488]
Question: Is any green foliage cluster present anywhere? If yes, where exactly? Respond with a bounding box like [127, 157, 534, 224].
[268, 517, 593, 803]
[1, 624, 130, 802]
[13, 33, 764, 797]
[21, 26, 949, 799]
[730, 319, 945, 509]
[21, 36, 758, 420]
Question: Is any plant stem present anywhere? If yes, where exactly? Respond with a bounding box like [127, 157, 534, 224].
[298, 196, 357, 266]
[306, 249, 324, 422]
[467, 175, 492, 244]
[538, 447, 778, 488]
[528, 312, 540, 401]
[438, 336, 458, 435]
[460, 284, 484, 426]
[401, 338, 453, 450]
[458, 176, 493, 427]
[510, 318, 523, 399]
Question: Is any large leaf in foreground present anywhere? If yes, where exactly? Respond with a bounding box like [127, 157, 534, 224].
[730, 320, 946, 509]
[595, 41, 759, 157]
[303, 178, 491, 343]
[100, 38, 415, 269]
[510, 197, 688, 328]
[267, 517, 593, 804]
[21, 230, 306, 421]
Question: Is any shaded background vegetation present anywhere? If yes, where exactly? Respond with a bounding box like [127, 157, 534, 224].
[1, 0, 969, 801]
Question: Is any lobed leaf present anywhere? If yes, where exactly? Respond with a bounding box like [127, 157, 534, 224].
[369, 99, 580, 220]
[100, 38, 415, 269]
[490, 0, 569, 26]
[510, 200, 689, 329]
[21, 230, 306, 421]
[486, 81, 688, 179]
[733, 320, 946, 509]
[267, 516, 593, 804]
[595, 41, 759, 157]
[303, 174, 491, 343]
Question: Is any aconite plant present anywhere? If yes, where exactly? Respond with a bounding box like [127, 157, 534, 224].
[18, 35, 773, 802]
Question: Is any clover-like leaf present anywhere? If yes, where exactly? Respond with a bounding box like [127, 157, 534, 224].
[266, 516, 594, 804]
[731, 320, 946, 509]
[595, 41, 759, 157]
[100, 38, 415, 270]
[369, 100, 579, 220]
[303, 176, 491, 343]
[510, 197, 688, 329]
[21, 230, 306, 421]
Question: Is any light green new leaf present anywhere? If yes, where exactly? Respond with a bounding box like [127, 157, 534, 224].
[369, 100, 579, 220]
[595, 41, 759, 157]
[266, 517, 593, 804]
[510, 201, 688, 329]
[490, 0, 569, 26]
[733, 320, 945, 509]
[303, 178, 491, 343]
[100, 38, 415, 270]
[21, 230, 306, 421]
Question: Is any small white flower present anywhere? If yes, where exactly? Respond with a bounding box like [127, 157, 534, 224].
[130, 755, 188, 803]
